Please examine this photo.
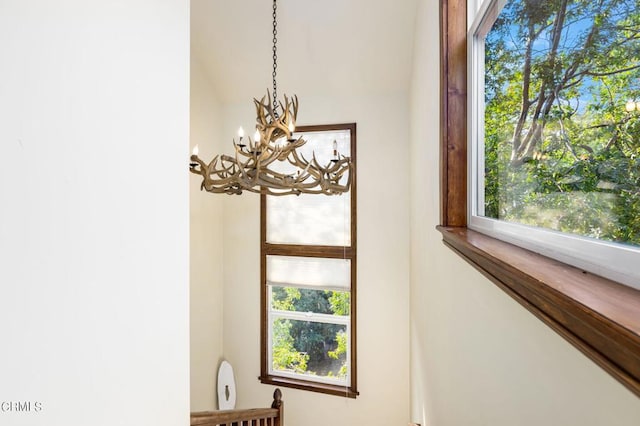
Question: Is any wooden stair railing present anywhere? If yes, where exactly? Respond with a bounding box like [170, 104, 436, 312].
[191, 389, 283, 426]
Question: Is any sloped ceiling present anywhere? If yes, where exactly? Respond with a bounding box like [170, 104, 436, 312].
[191, 0, 420, 102]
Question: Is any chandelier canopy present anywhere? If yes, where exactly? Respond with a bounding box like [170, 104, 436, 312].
[189, 0, 353, 196]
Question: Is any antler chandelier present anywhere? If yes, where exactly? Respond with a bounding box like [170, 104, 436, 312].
[189, 0, 352, 196]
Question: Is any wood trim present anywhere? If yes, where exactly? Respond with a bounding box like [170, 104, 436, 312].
[260, 193, 269, 379]
[259, 374, 358, 399]
[294, 122, 356, 135]
[349, 123, 358, 398]
[439, 0, 640, 398]
[264, 244, 355, 259]
[437, 226, 640, 397]
[191, 389, 283, 426]
[260, 123, 358, 398]
[191, 408, 279, 425]
[440, 0, 467, 227]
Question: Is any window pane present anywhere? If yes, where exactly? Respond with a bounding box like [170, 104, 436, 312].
[266, 255, 351, 290]
[271, 286, 350, 316]
[267, 129, 351, 246]
[483, 0, 640, 248]
[271, 318, 348, 381]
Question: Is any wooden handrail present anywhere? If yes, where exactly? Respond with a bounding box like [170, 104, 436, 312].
[190, 407, 279, 425]
[190, 389, 283, 426]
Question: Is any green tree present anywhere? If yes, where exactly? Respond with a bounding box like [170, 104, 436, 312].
[328, 291, 350, 316]
[272, 318, 309, 373]
[328, 330, 348, 378]
[271, 287, 350, 378]
[484, 0, 640, 246]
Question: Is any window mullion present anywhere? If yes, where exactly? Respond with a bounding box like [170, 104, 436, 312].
[270, 309, 350, 326]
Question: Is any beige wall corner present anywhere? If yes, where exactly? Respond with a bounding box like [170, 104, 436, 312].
[190, 56, 225, 411]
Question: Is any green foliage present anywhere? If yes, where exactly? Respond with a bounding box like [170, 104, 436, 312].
[328, 291, 350, 316]
[272, 318, 309, 373]
[272, 286, 301, 311]
[328, 330, 346, 360]
[271, 286, 350, 379]
[327, 330, 348, 378]
[484, 0, 640, 247]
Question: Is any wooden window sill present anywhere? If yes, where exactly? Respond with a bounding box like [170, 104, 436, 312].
[437, 226, 640, 397]
[260, 375, 359, 399]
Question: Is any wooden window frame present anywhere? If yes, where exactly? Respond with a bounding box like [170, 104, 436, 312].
[439, 0, 640, 397]
[259, 123, 358, 399]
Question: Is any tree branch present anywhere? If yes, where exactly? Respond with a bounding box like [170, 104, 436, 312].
[585, 64, 640, 77]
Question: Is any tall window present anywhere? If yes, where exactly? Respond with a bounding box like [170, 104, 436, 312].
[260, 123, 357, 398]
[469, 0, 640, 289]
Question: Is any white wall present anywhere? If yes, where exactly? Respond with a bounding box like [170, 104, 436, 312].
[190, 57, 225, 411]
[220, 92, 412, 425]
[409, 0, 640, 425]
[0, 1, 189, 425]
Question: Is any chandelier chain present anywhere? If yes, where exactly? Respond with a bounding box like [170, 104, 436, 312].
[272, 0, 278, 117]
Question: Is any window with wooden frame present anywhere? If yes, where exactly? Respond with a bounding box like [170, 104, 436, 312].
[439, 0, 640, 398]
[259, 123, 358, 398]
[470, 0, 640, 289]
